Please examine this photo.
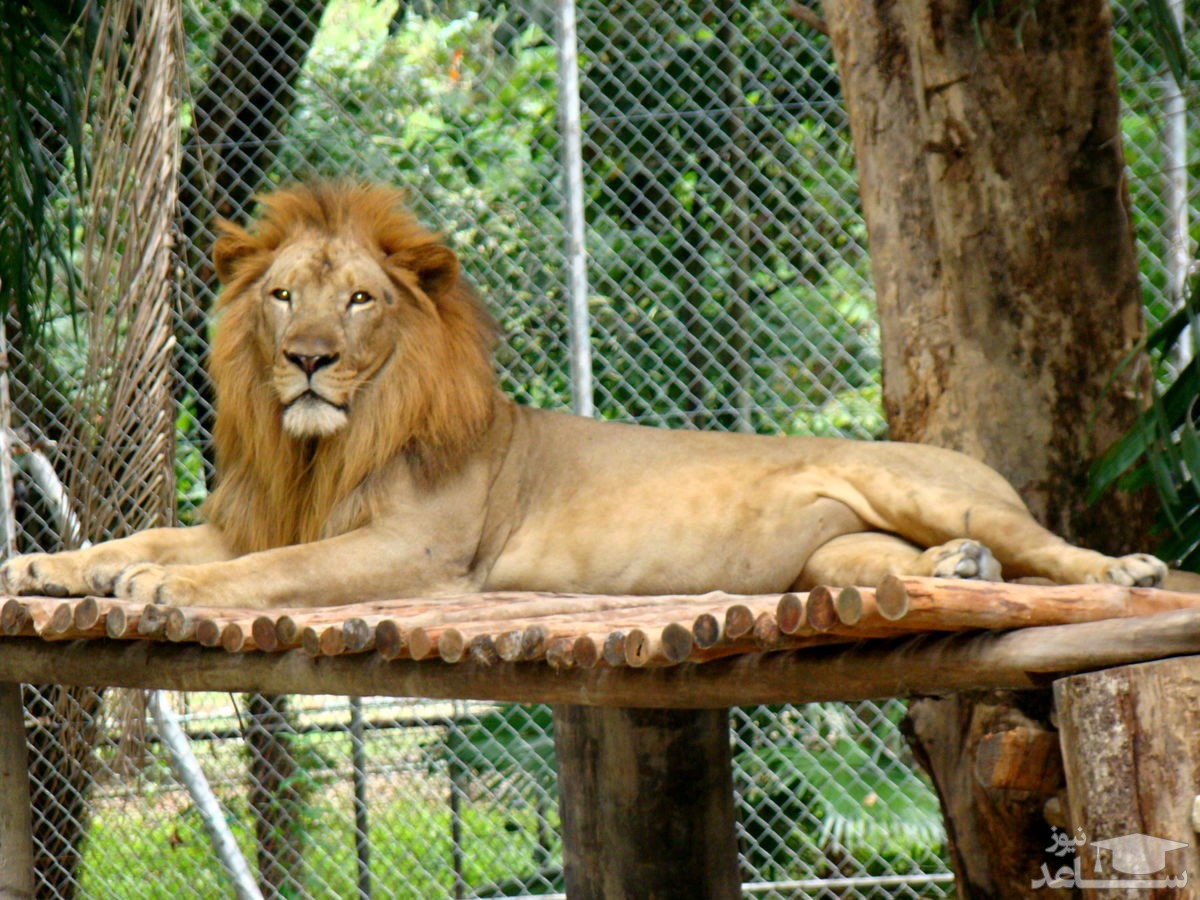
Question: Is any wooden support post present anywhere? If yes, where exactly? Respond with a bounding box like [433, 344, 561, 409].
[0, 682, 33, 898]
[552, 706, 740, 899]
[1056, 657, 1200, 896]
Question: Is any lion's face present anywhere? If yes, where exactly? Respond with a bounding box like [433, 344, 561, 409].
[206, 182, 497, 552]
[254, 236, 405, 438]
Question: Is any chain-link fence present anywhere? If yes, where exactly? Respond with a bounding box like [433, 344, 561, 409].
[7, 0, 1196, 896]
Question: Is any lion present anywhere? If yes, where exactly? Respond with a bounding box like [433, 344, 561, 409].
[1, 182, 1166, 608]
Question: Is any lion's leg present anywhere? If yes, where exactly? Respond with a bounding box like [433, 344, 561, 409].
[794, 532, 1002, 589]
[934, 504, 1166, 587]
[111, 526, 479, 609]
[2, 524, 235, 597]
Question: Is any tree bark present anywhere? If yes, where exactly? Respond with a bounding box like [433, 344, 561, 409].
[553, 706, 741, 899]
[245, 693, 305, 898]
[1055, 657, 1200, 899]
[823, 1, 1152, 896]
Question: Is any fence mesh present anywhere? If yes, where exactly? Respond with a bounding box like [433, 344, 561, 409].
[7, 0, 1195, 896]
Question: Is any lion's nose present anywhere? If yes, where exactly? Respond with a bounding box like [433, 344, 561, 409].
[286, 352, 339, 376]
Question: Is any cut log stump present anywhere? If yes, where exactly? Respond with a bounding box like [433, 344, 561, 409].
[553, 705, 740, 899]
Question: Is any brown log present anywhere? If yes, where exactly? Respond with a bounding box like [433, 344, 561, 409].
[886, 576, 1200, 631]
[0, 681, 34, 898]
[105, 604, 146, 639]
[554, 706, 740, 898]
[299, 624, 348, 658]
[752, 612, 783, 649]
[2, 602, 46, 638]
[421, 602, 755, 665]
[1056, 657, 1200, 897]
[974, 726, 1064, 794]
[218, 619, 265, 653]
[6, 607, 1200, 709]
[344, 591, 781, 660]
[44, 602, 74, 637]
[625, 624, 694, 668]
[692, 613, 722, 648]
[545, 636, 575, 670]
[493, 627, 532, 662]
[801, 585, 836, 632]
[38, 599, 111, 642]
[136, 602, 171, 637]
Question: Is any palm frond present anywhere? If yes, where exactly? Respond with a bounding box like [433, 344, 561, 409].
[0, 0, 98, 337]
[63, 0, 184, 540]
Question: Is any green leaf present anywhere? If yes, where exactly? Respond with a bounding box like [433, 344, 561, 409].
[1146, 0, 1190, 90]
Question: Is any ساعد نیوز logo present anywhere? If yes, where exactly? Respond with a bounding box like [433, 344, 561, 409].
[1033, 828, 1189, 890]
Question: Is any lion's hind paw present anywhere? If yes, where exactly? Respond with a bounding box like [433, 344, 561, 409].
[922, 539, 1003, 581]
[1100, 553, 1166, 588]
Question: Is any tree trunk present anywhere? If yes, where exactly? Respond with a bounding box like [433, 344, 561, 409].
[1055, 657, 1200, 899]
[823, 1, 1152, 895]
[553, 706, 741, 899]
[178, 0, 327, 488]
[245, 693, 305, 898]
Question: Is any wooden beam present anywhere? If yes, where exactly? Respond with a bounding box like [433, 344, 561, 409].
[1056, 658, 1200, 892]
[1, 607, 1200, 707]
[0, 682, 33, 898]
[554, 706, 740, 899]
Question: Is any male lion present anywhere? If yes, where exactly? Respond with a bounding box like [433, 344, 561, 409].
[2, 183, 1165, 607]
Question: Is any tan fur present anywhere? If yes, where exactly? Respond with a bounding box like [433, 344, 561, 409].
[205, 183, 496, 553]
[1, 183, 1166, 609]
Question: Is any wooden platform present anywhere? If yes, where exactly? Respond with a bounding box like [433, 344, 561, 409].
[1, 576, 1200, 705]
[6, 576, 1200, 899]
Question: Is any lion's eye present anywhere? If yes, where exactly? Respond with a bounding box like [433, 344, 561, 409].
[349, 290, 374, 307]
[270, 287, 291, 303]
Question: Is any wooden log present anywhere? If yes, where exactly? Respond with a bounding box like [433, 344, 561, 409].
[974, 726, 1063, 793]
[545, 636, 575, 670]
[885, 576, 1200, 631]
[348, 591, 783, 661]
[1056, 657, 1200, 896]
[37, 599, 112, 642]
[74, 597, 135, 635]
[493, 627, 533, 663]
[105, 604, 145, 639]
[625, 624, 694, 668]
[136, 602, 171, 637]
[422, 602, 756, 665]
[2, 598, 54, 636]
[219, 620, 262, 654]
[554, 705, 740, 899]
[0, 682, 33, 898]
[44, 601, 75, 637]
[603, 632, 626, 668]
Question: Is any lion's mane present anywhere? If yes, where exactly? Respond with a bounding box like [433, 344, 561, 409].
[202, 183, 497, 554]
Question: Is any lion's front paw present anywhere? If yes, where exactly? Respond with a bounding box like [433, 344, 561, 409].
[2, 552, 90, 597]
[1098, 553, 1167, 588]
[922, 539, 1003, 581]
[113, 563, 203, 607]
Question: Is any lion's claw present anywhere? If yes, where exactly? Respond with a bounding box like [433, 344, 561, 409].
[1, 552, 90, 597]
[114, 563, 206, 607]
[1100, 553, 1167, 588]
[925, 539, 1003, 581]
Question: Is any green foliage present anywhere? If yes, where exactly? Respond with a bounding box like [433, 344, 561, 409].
[0, 0, 97, 335]
[1092, 1, 1200, 571]
[1091, 292, 1200, 569]
[432, 704, 557, 796]
[735, 704, 945, 882]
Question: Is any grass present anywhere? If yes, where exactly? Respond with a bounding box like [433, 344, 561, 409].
[77, 726, 562, 899]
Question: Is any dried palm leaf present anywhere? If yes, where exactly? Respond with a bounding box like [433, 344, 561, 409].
[66, 0, 183, 541]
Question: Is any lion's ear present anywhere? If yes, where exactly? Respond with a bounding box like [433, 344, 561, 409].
[390, 244, 459, 300]
[213, 221, 259, 284]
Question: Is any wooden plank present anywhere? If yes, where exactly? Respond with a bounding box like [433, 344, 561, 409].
[554, 706, 739, 899]
[1056, 658, 1200, 896]
[0, 682, 33, 898]
[1, 608, 1200, 707]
